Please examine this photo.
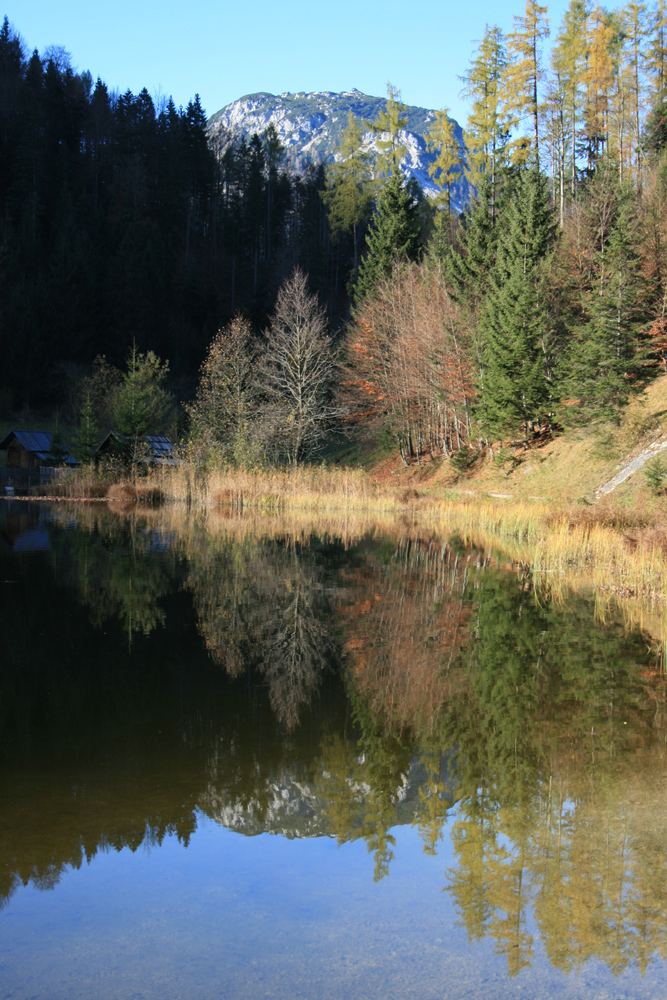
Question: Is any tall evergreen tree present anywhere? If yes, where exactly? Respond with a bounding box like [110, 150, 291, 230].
[644, 83, 667, 154]
[354, 171, 421, 304]
[71, 393, 100, 463]
[113, 345, 172, 467]
[479, 169, 554, 441]
[441, 176, 498, 310]
[562, 183, 648, 420]
[321, 113, 374, 279]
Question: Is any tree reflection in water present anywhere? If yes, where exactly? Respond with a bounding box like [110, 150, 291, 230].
[2, 505, 667, 979]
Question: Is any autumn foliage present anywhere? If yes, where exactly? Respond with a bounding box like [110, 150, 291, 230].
[346, 262, 477, 463]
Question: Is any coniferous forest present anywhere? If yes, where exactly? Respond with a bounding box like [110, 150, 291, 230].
[2, 2, 667, 467]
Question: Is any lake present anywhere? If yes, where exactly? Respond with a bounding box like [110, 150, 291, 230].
[1, 501, 667, 999]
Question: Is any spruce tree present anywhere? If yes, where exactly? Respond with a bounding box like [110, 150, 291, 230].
[479, 169, 553, 442]
[562, 188, 648, 421]
[71, 393, 99, 463]
[644, 85, 667, 157]
[353, 172, 421, 304]
[113, 345, 172, 468]
[441, 175, 498, 312]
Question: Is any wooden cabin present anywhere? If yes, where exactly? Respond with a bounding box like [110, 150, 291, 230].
[96, 433, 177, 465]
[0, 430, 69, 469]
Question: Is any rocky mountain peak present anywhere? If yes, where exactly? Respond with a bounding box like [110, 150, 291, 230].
[207, 89, 470, 212]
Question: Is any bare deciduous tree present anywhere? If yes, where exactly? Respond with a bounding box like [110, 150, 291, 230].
[261, 268, 343, 465]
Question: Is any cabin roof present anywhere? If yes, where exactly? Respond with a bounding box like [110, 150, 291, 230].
[0, 430, 77, 464]
[145, 435, 174, 458]
[97, 432, 176, 462]
[0, 430, 53, 459]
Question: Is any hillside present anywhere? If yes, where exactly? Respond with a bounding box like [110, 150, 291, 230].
[207, 89, 471, 210]
[358, 375, 667, 516]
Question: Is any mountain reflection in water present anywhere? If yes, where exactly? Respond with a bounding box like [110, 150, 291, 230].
[1, 502, 667, 989]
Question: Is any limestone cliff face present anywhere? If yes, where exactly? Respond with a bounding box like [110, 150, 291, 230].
[208, 89, 470, 212]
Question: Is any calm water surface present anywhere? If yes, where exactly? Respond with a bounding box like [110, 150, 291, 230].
[1, 502, 667, 999]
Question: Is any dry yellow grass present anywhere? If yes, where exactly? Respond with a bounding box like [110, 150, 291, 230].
[378, 372, 667, 508]
[142, 462, 401, 513]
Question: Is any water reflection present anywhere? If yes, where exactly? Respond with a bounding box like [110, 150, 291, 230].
[1, 502, 667, 983]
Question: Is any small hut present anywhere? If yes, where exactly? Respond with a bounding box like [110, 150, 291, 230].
[0, 430, 57, 469]
[0, 430, 76, 491]
[96, 433, 177, 465]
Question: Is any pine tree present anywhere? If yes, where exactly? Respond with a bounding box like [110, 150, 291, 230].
[644, 83, 667, 154]
[563, 184, 648, 420]
[354, 171, 421, 304]
[480, 170, 554, 441]
[113, 345, 172, 468]
[71, 393, 99, 463]
[442, 176, 498, 313]
[0, 15, 25, 150]
[426, 108, 463, 221]
[427, 175, 499, 398]
[263, 123, 284, 260]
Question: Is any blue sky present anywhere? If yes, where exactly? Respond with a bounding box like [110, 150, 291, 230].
[10, 1, 572, 126]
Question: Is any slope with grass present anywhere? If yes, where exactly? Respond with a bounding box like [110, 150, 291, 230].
[362, 375, 667, 518]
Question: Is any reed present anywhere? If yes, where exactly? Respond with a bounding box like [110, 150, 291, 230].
[140, 462, 403, 513]
[423, 500, 667, 600]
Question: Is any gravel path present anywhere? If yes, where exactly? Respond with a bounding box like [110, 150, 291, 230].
[595, 437, 667, 496]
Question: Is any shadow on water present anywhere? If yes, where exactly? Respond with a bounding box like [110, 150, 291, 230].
[1, 501, 667, 981]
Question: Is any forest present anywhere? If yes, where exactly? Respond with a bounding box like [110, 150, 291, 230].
[2, 1, 667, 468]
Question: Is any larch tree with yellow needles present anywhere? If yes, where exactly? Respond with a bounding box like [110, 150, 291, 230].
[501, 0, 550, 168]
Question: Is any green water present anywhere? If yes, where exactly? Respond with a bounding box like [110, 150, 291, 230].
[1, 502, 667, 999]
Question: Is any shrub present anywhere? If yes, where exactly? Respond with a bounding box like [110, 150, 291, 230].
[644, 455, 667, 495]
